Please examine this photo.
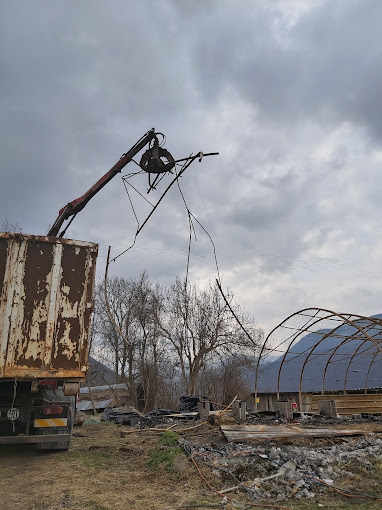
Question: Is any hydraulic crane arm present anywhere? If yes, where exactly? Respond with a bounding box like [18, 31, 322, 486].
[48, 129, 156, 237]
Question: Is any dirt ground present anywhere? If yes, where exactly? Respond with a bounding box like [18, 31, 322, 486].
[0, 420, 381, 510]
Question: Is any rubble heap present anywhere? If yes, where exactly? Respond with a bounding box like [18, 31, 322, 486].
[184, 435, 382, 500]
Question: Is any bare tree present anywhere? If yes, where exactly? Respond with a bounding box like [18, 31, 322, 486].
[131, 273, 166, 411]
[158, 278, 262, 395]
[94, 276, 141, 406]
[198, 355, 253, 405]
[93, 272, 168, 411]
[93, 273, 263, 410]
[1, 219, 22, 233]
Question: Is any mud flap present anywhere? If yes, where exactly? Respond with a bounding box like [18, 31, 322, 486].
[35, 429, 71, 451]
[35, 397, 75, 451]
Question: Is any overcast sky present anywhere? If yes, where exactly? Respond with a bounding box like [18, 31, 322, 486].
[1, 0, 382, 333]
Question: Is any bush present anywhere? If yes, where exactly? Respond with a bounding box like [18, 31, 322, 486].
[147, 447, 184, 471]
[147, 431, 183, 471]
[159, 430, 179, 446]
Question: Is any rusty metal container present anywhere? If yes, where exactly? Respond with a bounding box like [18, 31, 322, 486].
[0, 233, 98, 380]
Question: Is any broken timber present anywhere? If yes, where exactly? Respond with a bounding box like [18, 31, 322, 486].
[220, 424, 372, 442]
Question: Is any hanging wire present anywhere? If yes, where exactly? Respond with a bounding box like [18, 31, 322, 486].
[122, 179, 141, 229]
[192, 166, 244, 274]
[122, 178, 155, 208]
[176, 175, 221, 286]
[109, 152, 214, 264]
[215, 279, 257, 347]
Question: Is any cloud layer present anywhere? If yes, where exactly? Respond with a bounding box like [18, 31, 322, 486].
[1, 0, 382, 332]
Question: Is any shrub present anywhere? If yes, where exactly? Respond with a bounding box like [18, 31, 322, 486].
[147, 447, 184, 471]
[159, 430, 179, 446]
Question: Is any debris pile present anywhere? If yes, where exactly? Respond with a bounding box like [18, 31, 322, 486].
[102, 405, 142, 426]
[137, 409, 176, 429]
[75, 396, 382, 503]
[179, 395, 213, 412]
[135, 395, 212, 428]
[182, 435, 382, 500]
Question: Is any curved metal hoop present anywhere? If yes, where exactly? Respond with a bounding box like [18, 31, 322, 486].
[255, 308, 382, 408]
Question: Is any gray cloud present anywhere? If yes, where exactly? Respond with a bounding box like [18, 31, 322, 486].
[1, 0, 382, 332]
[190, 0, 382, 140]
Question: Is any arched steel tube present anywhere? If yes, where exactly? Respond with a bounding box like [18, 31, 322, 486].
[298, 312, 382, 409]
[254, 308, 321, 404]
[254, 308, 382, 410]
[343, 340, 375, 394]
[298, 313, 354, 408]
[341, 319, 382, 394]
[365, 351, 382, 392]
[277, 313, 335, 400]
[322, 322, 378, 394]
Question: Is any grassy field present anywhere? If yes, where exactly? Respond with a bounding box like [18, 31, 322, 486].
[0, 422, 381, 510]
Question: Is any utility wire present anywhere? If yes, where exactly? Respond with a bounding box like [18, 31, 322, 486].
[108, 152, 218, 264]
[176, 174, 221, 287]
[109, 156, 193, 263]
[216, 278, 257, 348]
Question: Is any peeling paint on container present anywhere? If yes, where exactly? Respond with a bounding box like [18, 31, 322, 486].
[0, 233, 98, 379]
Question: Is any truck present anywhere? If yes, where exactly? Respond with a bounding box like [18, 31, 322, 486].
[0, 129, 211, 450]
[0, 129, 169, 450]
[0, 232, 97, 450]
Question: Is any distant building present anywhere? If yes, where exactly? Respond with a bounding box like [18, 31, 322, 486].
[78, 383, 129, 414]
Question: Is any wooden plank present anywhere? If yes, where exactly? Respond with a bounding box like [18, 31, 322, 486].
[309, 394, 382, 416]
[311, 394, 382, 399]
[220, 424, 369, 442]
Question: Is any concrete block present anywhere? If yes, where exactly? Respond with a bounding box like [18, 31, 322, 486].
[276, 400, 293, 419]
[197, 401, 210, 421]
[246, 394, 256, 411]
[318, 400, 338, 418]
[232, 400, 247, 421]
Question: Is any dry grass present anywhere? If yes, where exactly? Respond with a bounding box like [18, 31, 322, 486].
[0, 423, 217, 510]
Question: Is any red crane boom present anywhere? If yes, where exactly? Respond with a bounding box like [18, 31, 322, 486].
[48, 129, 156, 237]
